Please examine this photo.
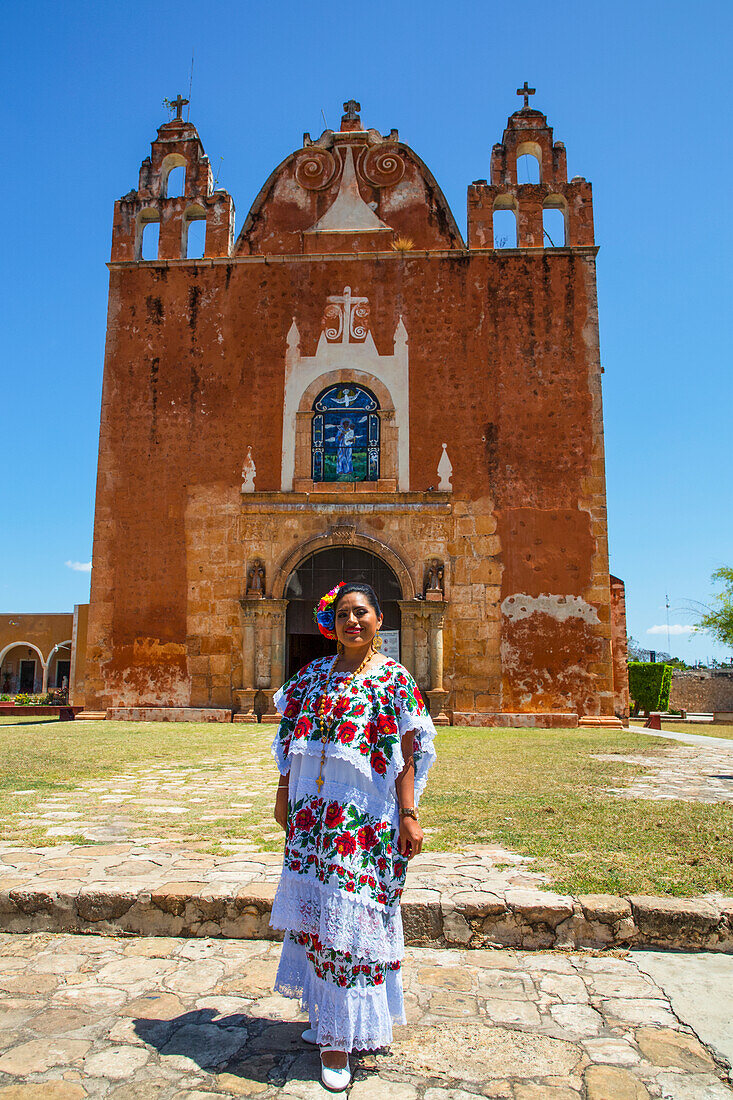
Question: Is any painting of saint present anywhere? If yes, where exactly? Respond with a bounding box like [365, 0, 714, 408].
[336, 419, 355, 475]
[311, 383, 380, 483]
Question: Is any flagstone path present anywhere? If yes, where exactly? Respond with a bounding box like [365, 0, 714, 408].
[0, 932, 730, 1098]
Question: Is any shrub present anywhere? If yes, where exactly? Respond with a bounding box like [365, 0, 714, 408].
[14, 693, 31, 705]
[628, 662, 672, 717]
[0, 694, 10, 702]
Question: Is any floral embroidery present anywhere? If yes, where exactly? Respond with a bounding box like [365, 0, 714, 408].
[289, 930, 400, 989]
[274, 657, 429, 782]
[283, 793, 408, 909]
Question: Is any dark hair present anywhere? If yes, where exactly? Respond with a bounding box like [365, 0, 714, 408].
[333, 582, 382, 617]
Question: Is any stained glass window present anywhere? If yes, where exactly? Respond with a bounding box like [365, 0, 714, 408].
[311, 383, 380, 482]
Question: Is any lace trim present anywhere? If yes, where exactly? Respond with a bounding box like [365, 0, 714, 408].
[275, 935, 405, 1051]
[270, 872, 404, 962]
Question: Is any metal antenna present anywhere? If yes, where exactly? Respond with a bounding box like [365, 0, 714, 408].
[187, 49, 194, 121]
[665, 592, 671, 654]
[321, 108, 328, 131]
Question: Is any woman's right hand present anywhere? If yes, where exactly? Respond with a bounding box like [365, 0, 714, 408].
[274, 784, 289, 832]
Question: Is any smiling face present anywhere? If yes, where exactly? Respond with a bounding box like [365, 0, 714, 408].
[333, 591, 383, 652]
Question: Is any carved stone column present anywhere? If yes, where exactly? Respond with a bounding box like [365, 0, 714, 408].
[235, 601, 259, 722]
[397, 600, 419, 678]
[426, 604, 450, 726]
[259, 599, 289, 722]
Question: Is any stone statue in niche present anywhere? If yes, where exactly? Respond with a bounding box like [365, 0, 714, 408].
[437, 442, 453, 491]
[424, 559, 444, 600]
[246, 559, 265, 598]
[241, 447, 256, 492]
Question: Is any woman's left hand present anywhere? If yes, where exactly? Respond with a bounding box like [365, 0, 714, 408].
[398, 816, 424, 860]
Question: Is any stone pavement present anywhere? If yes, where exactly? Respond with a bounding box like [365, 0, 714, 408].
[596, 732, 733, 804]
[0, 932, 731, 1099]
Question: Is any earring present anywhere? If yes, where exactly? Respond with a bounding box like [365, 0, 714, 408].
[337, 641, 345, 656]
[372, 632, 383, 652]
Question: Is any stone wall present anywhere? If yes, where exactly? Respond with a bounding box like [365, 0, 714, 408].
[609, 576, 630, 718]
[670, 670, 733, 713]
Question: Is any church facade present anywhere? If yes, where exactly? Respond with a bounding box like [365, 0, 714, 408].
[83, 95, 628, 725]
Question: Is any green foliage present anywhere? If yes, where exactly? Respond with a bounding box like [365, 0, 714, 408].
[695, 566, 733, 647]
[628, 662, 672, 715]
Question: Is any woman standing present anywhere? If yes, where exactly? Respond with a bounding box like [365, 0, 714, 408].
[270, 581, 437, 1091]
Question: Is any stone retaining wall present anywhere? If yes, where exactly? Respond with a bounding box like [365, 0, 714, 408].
[1, 882, 730, 953]
[670, 670, 733, 714]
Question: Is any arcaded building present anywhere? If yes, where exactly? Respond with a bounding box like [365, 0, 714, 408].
[83, 94, 627, 725]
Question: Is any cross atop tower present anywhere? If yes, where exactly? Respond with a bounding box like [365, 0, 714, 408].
[169, 93, 189, 120]
[516, 81, 536, 109]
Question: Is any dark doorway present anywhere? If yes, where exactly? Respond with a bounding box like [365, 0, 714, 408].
[19, 660, 36, 692]
[285, 547, 402, 677]
[56, 660, 71, 688]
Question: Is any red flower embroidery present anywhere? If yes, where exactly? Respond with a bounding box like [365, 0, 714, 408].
[365, 721, 379, 746]
[377, 856, 388, 873]
[294, 716, 312, 740]
[295, 807, 316, 831]
[377, 713, 397, 738]
[290, 859, 301, 871]
[345, 880, 356, 892]
[338, 721, 357, 744]
[374, 971, 384, 985]
[332, 697, 350, 720]
[357, 825, 379, 851]
[335, 833, 356, 857]
[284, 698, 300, 719]
[324, 801, 345, 829]
[371, 750, 388, 775]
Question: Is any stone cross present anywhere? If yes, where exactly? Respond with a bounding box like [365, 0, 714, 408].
[516, 82, 536, 109]
[343, 99, 361, 120]
[170, 94, 189, 120]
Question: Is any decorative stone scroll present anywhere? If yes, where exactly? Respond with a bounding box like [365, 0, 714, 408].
[361, 146, 405, 188]
[294, 148, 338, 191]
[321, 286, 370, 344]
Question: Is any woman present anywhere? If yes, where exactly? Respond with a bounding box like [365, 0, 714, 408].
[270, 581, 436, 1091]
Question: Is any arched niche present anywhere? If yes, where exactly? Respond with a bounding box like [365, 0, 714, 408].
[293, 370, 398, 487]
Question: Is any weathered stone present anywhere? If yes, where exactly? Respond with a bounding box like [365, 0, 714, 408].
[442, 909, 473, 945]
[402, 901, 443, 944]
[0, 1038, 91, 1074]
[391, 1024, 580, 1081]
[483, 1000, 542, 1026]
[584, 1065, 651, 1099]
[27, 1007, 94, 1035]
[119, 992, 186, 1019]
[578, 894, 632, 923]
[150, 883, 208, 917]
[514, 1087, 581, 1099]
[417, 965, 474, 992]
[159, 1022, 248, 1068]
[450, 891, 505, 917]
[582, 1038, 640, 1065]
[214, 1073, 269, 1096]
[76, 888, 136, 922]
[629, 896, 721, 939]
[549, 1003, 603, 1036]
[635, 1026, 716, 1072]
[83, 1045, 150, 1078]
[0, 1085, 87, 1099]
[653, 1072, 733, 1099]
[602, 998, 679, 1027]
[350, 1081, 418, 1099]
[505, 889, 574, 927]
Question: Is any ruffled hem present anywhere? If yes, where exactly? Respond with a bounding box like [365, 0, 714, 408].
[270, 872, 404, 962]
[275, 935, 404, 1051]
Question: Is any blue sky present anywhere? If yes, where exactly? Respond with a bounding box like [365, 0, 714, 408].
[2, 0, 730, 663]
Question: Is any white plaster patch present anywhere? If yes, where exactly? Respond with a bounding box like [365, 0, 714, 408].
[501, 593, 600, 624]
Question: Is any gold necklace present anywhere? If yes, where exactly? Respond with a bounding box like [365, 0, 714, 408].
[315, 647, 373, 794]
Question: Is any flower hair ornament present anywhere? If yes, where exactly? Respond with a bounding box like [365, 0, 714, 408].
[313, 582, 345, 639]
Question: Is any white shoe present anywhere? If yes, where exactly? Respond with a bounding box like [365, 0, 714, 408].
[320, 1048, 351, 1092]
[301, 1026, 317, 1044]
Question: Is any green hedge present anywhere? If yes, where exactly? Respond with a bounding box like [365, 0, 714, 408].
[628, 662, 672, 715]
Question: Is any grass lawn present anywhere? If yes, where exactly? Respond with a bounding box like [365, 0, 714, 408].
[1, 717, 731, 897]
[659, 721, 733, 740]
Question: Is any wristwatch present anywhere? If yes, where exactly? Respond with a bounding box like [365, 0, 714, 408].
[400, 807, 419, 821]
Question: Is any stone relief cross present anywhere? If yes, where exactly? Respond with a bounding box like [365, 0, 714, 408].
[170, 94, 189, 119]
[516, 82, 536, 108]
[325, 286, 370, 343]
[343, 99, 361, 120]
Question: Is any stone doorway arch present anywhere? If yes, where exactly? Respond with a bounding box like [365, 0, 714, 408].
[282, 545, 404, 678]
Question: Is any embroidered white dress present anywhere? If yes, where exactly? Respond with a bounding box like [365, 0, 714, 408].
[270, 657, 437, 1051]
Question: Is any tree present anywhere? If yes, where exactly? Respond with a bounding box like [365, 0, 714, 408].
[694, 567, 733, 648]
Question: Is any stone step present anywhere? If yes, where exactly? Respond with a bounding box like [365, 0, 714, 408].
[76, 711, 107, 721]
[579, 716, 625, 728]
[1, 880, 730, 953]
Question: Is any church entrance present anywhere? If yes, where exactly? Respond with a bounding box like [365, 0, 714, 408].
[285, 547, 402, 677]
